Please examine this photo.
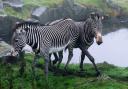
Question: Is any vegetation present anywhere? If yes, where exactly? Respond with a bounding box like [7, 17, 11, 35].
[1, 0, 128, 19]
[23, 0, 63, 7]
[2, 0, 63, 19]
[112, 0, 128, 12]
[0, 54, 128, 89]
[4, 6, 31, 19]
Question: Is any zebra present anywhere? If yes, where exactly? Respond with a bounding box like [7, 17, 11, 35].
[49, 12, 103, 76]
[11, 19, 79, 78]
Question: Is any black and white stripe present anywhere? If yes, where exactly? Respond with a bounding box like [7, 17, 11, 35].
[11, 19, 79, 77]
[51, 13, 103, 75]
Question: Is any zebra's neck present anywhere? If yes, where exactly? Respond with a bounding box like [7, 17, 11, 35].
[25, 26, 40, 53]
[77, 21, 94, 46]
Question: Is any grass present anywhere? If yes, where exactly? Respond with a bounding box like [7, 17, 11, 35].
[112, 0, 128, 12]
[0, 54, 128, 89]
[1, 0, 128, 19]
[2, 0, 64, 19]
[4, 5, 35, 19]
[75, 0, 116, 15]
[23, 0, 63, 7]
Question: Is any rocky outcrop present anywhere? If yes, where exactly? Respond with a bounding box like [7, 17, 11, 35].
[31, 0, 96, 24]
[0, 1, 3, 10]
[0, 40, 13, 57]
[2, 0, 23, 11]
[0, 0, 4, 14]
[31, 7, 47, 20]
[105, 0, 122, 16]
[0, 15, 23, 43]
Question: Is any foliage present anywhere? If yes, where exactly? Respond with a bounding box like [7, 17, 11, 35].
[0, 54, 128, 89]
[112, 0, 128, 12]
[4, 5, 36, 20]
[1, 0, 128, 19]
[23, 0, 63, 7]
[75, 0, 114, 15]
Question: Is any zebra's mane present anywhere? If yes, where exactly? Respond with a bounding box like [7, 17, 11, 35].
[46, 17, 68, 26]
[13, 21, 45, 32]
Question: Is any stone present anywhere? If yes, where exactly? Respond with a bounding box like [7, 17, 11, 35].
[31, 7, 47, 20]
[0, 1, 3, 11]
[0, 1, 4, 14]
[31, 0, 93, 24]
[0, 41, 13, 57]
[0, 15, 23, 43]
[2, 0, 23, 11]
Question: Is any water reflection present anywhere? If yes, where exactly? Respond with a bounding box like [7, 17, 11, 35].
[61, 29, 128, 67]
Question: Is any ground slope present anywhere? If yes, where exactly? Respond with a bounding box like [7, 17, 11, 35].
[0, 54, 128, 89]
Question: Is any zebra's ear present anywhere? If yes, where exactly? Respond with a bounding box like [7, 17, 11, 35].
[90, 12, 95, 19]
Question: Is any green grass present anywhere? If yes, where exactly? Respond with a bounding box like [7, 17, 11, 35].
[0, 54, 128, 89]
[2, 0, 128, 19]
[112, 0, 128, 12]
[23, 0, 63, 7]
[75, 0, 114, 15]
[4, 5, 36, 19]
[2, 0, 64, 19]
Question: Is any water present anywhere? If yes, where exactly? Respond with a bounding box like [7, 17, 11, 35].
[59, 29, 128, 67]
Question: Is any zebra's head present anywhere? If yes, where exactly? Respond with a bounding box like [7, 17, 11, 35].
[11, 22, 27, 54]
[88, 12, 103, 45]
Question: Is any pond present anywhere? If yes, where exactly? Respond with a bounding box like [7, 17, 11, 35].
[60, 29, 128, 67]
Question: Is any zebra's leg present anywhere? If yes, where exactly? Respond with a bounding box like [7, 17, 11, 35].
[57, 51, 63, 68]
[80, 51, 86, 71]
[53, 53, 59, 65]
[40, 50, 49, 79]
[44, 54, 49, 79]
[19, 51, 26, 76]
[84, 50, 101, 76]
[32, 54, 40, 78]
[49, 54, 52, 67]
[64, 48, 73, 70]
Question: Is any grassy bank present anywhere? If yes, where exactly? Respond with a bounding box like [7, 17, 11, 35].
[1, 0, 128, 19]
[0, 54, 128, 89]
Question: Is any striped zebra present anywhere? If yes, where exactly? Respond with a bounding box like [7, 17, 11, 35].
[49, 12, 103, 76]
[11, 19, 79, 78]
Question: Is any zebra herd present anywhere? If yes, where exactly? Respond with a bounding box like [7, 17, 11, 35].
[11, 12, 103, 78]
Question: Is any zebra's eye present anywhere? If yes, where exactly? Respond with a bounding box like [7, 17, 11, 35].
[15, 39, 18, 42]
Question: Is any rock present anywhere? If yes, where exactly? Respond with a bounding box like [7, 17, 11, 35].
[0, 38, 2, 41]
[2, 0, 23, 11]
[31, 0, 96, 24]
[105, 0, 121, 16]
[0, 15, 23, 43]
[0, 55, 18, 64]
[0, 41, 13, 57]
[31, 7, 47, 20]
[0, 1, 5, 14]
[0, 1, 3, 11]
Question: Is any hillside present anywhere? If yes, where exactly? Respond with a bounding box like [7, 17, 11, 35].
[1, 0, 128, 19]
[0, 54, 128, 89]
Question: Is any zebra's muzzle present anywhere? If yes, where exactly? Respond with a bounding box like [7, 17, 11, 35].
[95, 32, 103, 45]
